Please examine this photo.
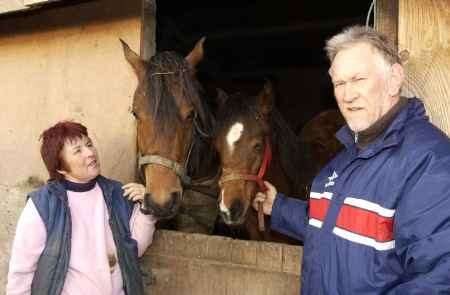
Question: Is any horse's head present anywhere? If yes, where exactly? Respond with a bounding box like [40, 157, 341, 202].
[214, 81, 274, 225]
[121, 38, 209, 219]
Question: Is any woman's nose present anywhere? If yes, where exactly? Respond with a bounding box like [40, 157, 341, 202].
[84, 146, 95, 157]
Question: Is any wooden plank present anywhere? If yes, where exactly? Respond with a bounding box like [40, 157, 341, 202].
[140, 0, 156, 61]
[374, 0, 399, 50]
[0, 0, 29, 14]
[398, 0, 450, 135]
[23, 0, 50, 5]
[142, 230, 301, 295]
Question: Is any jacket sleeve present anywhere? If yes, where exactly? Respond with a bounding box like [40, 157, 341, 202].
[6, 199, 46, 295]
[388, 150, 450, 294]
[270, 193, 308, 241]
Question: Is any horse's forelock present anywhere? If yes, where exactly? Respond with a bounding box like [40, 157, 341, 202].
[214, 93, 258, 136]
[141, 51, 207, 137]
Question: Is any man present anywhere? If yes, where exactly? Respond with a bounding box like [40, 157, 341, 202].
[254, 25, 450, 294]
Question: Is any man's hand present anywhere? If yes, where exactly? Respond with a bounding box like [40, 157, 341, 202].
[252, 181, 277, 215]
[122, 183, 146, 203]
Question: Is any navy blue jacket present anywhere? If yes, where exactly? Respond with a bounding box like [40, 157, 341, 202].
[29, 175, 144, 295]
[271, 98, 450, 294]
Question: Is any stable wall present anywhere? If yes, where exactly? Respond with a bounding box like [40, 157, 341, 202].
[0, 0, 147, 291]
[0, 0, 144, 186]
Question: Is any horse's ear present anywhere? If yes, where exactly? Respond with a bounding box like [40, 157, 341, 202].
[215, 88, 228, 109]
[257, 80, 275, 116]
[185, 36, 206, 71]
[120, 39, 146, 78]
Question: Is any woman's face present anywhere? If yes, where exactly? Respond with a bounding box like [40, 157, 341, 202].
[57, 135, 100, 183]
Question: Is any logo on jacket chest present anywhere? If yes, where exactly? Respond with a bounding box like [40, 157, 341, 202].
[325, 170, 338, 188]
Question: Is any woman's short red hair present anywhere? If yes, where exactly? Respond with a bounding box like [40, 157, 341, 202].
[40, 121, 88, 181]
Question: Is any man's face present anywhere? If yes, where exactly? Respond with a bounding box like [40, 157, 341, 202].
[58, 135, 101, 183]
[329, 43, 399, 132]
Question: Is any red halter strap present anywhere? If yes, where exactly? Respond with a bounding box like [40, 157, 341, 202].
[246, 137, 272, 191]
[218, 136, 272, 232]
[219, 136, 272, 192]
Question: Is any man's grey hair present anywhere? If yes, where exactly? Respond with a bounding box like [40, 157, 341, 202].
[325, 25, 401, 66]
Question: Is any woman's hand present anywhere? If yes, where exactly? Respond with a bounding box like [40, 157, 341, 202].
[122, 183, 146, 203]
[252, 181, 277, 215]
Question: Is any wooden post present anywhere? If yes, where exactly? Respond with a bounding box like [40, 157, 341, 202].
[374, 0, 399, 50]
[140, 0, 156, 61]
[396, 0, 450, 136]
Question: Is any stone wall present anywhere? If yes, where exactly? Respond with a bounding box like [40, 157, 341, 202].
[0, 182, 38, 291]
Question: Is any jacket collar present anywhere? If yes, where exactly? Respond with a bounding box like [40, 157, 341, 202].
[96, 175, 114, 207]
[47, 175, 114, 204]
[336, 97, 426, 157]
[47, 180, 67, 202]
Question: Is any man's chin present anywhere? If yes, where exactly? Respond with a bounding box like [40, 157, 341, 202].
[347, 121, 370, 133]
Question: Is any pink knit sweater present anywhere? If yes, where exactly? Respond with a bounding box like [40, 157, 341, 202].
[6, 183, 157, 295]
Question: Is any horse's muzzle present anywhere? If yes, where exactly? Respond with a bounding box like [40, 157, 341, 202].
[219, 198, 247, 225]
[142, 192, 182, 219]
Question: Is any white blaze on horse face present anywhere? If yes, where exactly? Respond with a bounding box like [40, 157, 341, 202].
[219, 189, 230, 214]
[226, 122, 244, 154]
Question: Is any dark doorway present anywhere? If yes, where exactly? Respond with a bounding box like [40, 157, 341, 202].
[155, 0, 372, 133]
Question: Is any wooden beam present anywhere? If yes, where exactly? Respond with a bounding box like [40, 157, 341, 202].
[398, 0, 450, 136]
[140, 0, 156, 61]
[374, 0, 399, 50]
[23, 0, 50, 5]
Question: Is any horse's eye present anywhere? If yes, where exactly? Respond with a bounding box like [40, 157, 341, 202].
[253, 142, 264, 153]
[131, 110, 137, 118]
[186, 111, 195, 122]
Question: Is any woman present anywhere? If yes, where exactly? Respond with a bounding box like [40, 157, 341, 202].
[7, 121, 156, 295]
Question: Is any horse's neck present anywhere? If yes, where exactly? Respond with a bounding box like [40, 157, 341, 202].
[264, 144, 294, 196]
[189, 137, 219, 180]
[188, 97, 219, 180]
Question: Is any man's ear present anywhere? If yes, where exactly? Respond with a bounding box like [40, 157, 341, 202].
[388, 63, 405, 96]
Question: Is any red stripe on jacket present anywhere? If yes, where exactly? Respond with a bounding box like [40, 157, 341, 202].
[309, 198, 331, 221]
[336, 204, 394, 242]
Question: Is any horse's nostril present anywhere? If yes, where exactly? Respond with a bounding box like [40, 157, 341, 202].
[170, 191, 182, 201]
[230, 199, 243, 220]
[167, 191, 182, 211]
[142, 193, 152, 209]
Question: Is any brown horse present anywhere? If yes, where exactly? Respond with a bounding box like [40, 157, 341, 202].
[299, 109, 345, 175]
[121, 38, 219, 220]
[213, 81, 312, 241]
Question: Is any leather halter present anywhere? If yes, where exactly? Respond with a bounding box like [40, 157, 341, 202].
[219, 136, 272, 192]
[138, 154, 191, 185]
[137, 113, 209, 187]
